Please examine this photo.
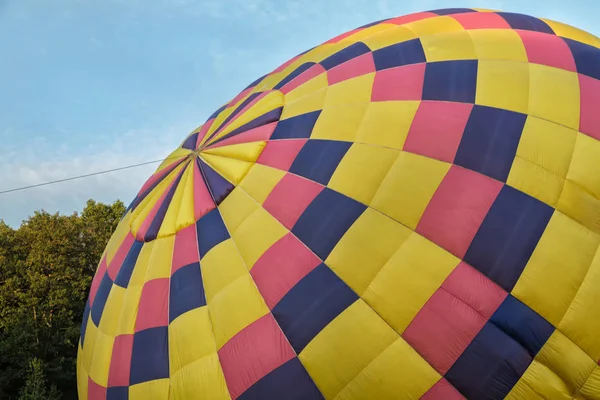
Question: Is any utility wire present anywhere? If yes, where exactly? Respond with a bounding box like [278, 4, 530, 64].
[0, 155, 186, 195]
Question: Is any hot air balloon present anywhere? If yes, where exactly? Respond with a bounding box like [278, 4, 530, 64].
[77, 8, 600, 400]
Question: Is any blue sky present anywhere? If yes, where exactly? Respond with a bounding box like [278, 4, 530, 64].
[0, 0, 598, 227]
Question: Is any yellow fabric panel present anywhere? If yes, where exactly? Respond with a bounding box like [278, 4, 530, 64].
[327, 143, 400, 205]
[340, 24, 394, 43]
[311, 103, 368, 142]
[284, 73, 329, 103]
[371, 152, 451, 230]
[512, 211, 600, 326]
[97, 284, 126, 337]
[557, 180, 600, 234]
[355, 101, 420, 150]
[203, 141, 266, 164]
[156, 148, 191, 171]
[115, 284, 143, 336]
[239, 163, 286, 205]
[129, 378, 170, 400]
[363, 232, 459, 334]
[541, 19, 600, 48]
[169, 306, 216, 374]
[157, 161, 190, 238]
[558, 246, 600, 360]
[404, 16, 465, 36]
[105, 217, 133, 266]
[175, 162, 196, 231]
[567, 133, 600, 200]
[170, 353, 231, 400]
[528, 63, 580, 130]
[469, 29, 528, 61]
[361, 25, 417, 50]
[254, 71, 285, 92]
[294, 41, 347, 65]
[81, 316, 97, 372]
[212, 92, 284, 142]
[420, 30, 477, 62]
[536, 330, 597, 395]
[201, 239, 248, 303]
[201, 106, 235, 146]
[232, 206, 288, 270]
[577, 366, 600, 400]
[323, 73, 375, 108]
[87, 329, 114, 387]
[144, 235, 175, 281]
[128, 241, 154, 286]
[506, 116, 577, 206]
[280, 87, 327, 119]
[218, 186, 259, 234]
[299, 299, 398, 399]
[200, 153, 254, 186]
[208, 274, 269, 349]
[334, 338, 439, 400]
[77, 345, 88, 400]
[507, 360, 573, 400]
[475, 59, 529, 114]
[326, 208, 412, 295]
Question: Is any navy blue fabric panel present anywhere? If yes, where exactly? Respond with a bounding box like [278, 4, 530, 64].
[114, 240, 144, 288]
[213, 107, 283, 145]
[80, 300, 91, 345]
[169, 262, 206, 323]
[446, 322, 532, 400]
[144, 170, 185, 242]
[490, 295, 555, 357]
[106, 387, 128, 400]
[208, 104, 227, 121]
[181, 132, 199, 150]
[564, 38, 600, 80]
[422, 60, 478, 103]
[454, 105, 527, 182]
[272, 264, 358, 353]
[289, 140, 352, 185]
[497, 12, 554, 34]
[320, 42, 371, 70]
[372, 39, 426, 70]
[429, 8, 475, 15]
[130, 326, 169, 385]
[197, 158, 234, 206]
[91, 272, 113, 326]
[196, 207, 230, 259]
[239, 358, 325, 400]
[274, 62, 316, 90]
[292, 188, 367, 260]
[271, 111, 321, 140]
[464, 185, 553, 292]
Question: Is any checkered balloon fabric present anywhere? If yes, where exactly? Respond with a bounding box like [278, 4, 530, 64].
[77, 8, 600, 400]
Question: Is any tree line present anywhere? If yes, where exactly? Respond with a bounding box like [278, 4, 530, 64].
[0, 199, 126, 399]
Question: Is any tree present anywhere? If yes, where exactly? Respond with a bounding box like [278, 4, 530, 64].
[0, 199, 125, 399]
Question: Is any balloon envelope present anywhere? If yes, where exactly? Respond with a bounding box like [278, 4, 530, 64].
[78, 8, 600, 400]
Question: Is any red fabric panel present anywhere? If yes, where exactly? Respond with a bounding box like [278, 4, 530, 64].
[579, 74, 600, 141]
[279, 64, 327, 94]
[452, 12, 511, 29]
[172, 224, 199, 274]
[196, 118, 215, 147]
[87, 377, 107, 400]
[404, 101, 473, 163]
[107, 334, 134, 387]
[88, 257, 108, 307]
[218, 314, 296, 399]
[251, 233, 321, 309]
[228, 87, 253, 108]
[257, 139, 307, 172]
[207, 122, 277, 149]
[134, 278, 169, 332]
[518, 30, 577, 71]
[420, 378, 465, 400]
[263, 173, 324, 230]
[416, 166, 503, 258]
[107, 233, 135, 280]
[371, 63, 426, 101]
[327, 53, 376, 85]
[386, 12, 437, 25]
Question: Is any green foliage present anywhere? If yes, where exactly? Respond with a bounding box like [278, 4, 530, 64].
[0, 199, 126, 399]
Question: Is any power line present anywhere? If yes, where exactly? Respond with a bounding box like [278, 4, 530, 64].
[0, 155, 185, 195]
